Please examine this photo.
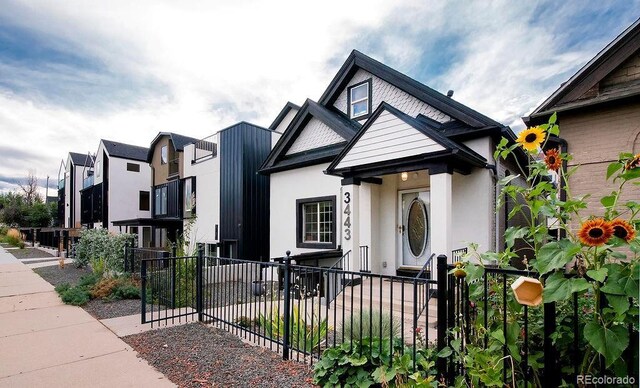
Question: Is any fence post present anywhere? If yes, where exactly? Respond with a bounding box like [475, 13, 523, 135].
[282, 250, 292, 361]
[196, 243, 204, 322]
[124, 240, 130, 272]
[543, 302, 558, 385]
[141, 259, 147, 324]
[171, 243, 177, 309]
[436, 254, 448, 381]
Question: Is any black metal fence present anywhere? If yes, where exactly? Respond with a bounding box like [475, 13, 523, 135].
[139, 245, 439, 369]
[438, 262, 639, 386]
[137, 247, 638, 384]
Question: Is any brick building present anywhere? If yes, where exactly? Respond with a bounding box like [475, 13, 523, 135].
[524, 19, 640, 224]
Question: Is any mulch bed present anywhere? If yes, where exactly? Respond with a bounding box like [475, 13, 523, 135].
[7, 247, 54, 259]
[123, 323, 314, 388]
[83, 298, 141, 319]
[33, 265, 92, 286]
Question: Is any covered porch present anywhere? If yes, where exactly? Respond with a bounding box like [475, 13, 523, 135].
[325, 103, 492, 277]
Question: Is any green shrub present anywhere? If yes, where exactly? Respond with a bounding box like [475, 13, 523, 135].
[60, 287, 91, 306]
[110, 281, 140, 300]
[77, 273, 100, 289]
[313, 337, 437, 387]
[235, 316, 253, 328]
[74, 229, 133, 273]
[339, 309, 401, 342]
[258, 306, 328, 353]
[54, 282, 71, 294]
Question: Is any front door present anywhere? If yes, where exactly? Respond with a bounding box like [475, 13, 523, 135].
[399, 190, 431, 267]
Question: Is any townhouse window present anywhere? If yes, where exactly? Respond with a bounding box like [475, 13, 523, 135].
[347, 79, 372, 119]
[139, 191, 150, 211]
[154, 186, 168, 216]
[296, 196, 336, 249]
[127, 163, 140, 172]
[161, 145, 168, 165]
[183, 177, 196, 218]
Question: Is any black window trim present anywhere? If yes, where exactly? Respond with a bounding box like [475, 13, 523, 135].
[347, 78, 372, 120]
[139, 190, 150, 211]
[127, 162, 140, 172]
[296, 195, 336, 249]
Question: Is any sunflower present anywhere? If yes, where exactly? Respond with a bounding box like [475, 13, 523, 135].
[577, 218, 614, 246]
[610, 219, 636, 243]
[544, 148, 562, 171]
[516, 126, 546, 152]
[624, 153, 640, 171]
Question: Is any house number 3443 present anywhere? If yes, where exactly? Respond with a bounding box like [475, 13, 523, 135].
[343, 192, 351, 240]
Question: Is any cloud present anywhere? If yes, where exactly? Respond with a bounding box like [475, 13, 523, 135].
[0, 0, 638, 189]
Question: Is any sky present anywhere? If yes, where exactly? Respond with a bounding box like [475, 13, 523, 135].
[0, 1, 638, 195]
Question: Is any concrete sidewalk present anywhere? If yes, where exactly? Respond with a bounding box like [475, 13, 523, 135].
[0, 246, 175, 388]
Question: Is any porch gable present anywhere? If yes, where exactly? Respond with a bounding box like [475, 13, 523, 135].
[334, 106, 446, 169]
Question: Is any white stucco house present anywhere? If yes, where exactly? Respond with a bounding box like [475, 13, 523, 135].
[58, 151, 93, 230]
[80, 139, 152, 247]
[260, 50, 523, 277]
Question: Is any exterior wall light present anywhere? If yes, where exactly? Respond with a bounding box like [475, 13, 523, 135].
[401, 172, 408, 181]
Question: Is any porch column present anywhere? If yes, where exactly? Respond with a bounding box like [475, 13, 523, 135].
[430, 171, 452, 261]
[341, 179, 360, 272]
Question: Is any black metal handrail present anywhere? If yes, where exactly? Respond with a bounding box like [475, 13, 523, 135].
[324, 250, 351, 307]
[414, 253, 436, 321]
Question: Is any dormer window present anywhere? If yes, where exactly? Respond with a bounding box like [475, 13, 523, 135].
[348, 79, 372, 119]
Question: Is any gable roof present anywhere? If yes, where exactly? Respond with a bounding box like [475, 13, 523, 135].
[69, 152, 93, 167]
[259, 99, 360, 174]
[268, 102, 300, 130]
[524, 18, 640, 125]
[319, 50, 504, 129]
[326, 103, 486, 176]
[147, 132, 199, 162]
[101, 140, 149, 162]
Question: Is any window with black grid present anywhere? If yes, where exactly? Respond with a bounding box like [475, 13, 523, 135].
[297, 196, 336, 248]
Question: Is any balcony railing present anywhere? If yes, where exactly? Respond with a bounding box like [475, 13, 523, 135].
[193, 135, 217, 163]
[168, 157, 180, 177]
[83, 175, 94, 189]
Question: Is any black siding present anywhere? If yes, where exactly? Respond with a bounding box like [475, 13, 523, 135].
[57, 188, 65, 227]
[220, 123, 272, 261]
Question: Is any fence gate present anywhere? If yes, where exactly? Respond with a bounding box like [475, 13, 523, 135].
[130, 246, 201, 325]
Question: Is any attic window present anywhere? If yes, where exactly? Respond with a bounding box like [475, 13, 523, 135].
[348, 79, 372, 119]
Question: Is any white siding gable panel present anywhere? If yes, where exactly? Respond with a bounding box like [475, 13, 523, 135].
[336, 110, 445, 169]
[286, 117, 345, 155]
[333, 69, 452, 124]
[274, 109, 298, 133]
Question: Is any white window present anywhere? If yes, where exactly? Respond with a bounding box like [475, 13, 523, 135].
[161, 145, 168, 165]
[349, 80, 370, 118]
[95, 160, 101, 178]
[296, 196, 335, 248]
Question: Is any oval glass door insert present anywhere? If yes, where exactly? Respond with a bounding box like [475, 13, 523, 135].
[407, 199, 428, 257]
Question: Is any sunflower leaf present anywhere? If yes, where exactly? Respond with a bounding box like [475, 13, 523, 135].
[583, 322, 628, 367]
[549, 124, 559, 136]
[600, 194, 616, 208]
[607, 162, 623, 179]
[533, 240, 581, 275]
[586, 268, 608, 283]
[549, 112, 557, 125]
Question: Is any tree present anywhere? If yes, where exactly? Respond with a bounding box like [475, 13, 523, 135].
[19, 171, 42, 206]
[26, 202, 52, 227]
[0, 192, 26, 226]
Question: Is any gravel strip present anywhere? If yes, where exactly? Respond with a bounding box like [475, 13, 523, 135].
[84, 298, 141, 319]
[33, 265, 93, 286]
[123, 323, 314, 388]
[8, 247, 54, 259]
